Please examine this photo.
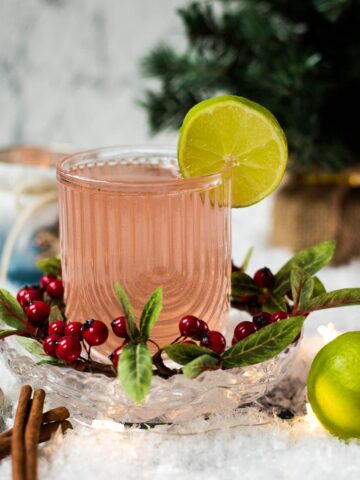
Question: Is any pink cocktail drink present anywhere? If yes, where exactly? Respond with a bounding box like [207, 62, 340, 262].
[57, 148, 231, 354]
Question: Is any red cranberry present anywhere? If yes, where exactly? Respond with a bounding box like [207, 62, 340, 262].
[17, 287, 42, 307]
[252, 312, 272, 330]
[201, 331, 226, 354]
[182, 340, 197, 345]
[55, 336, 82, 362]
[46, 279, 64, 299]
[231, 336, 238, 345]
[239, 295, 252, 303]
[43, 334, 61, 356]
[253, 267, 274, 288]
[40, 274, 57, 290]
[179, 315, 208, 340]
[25, 301, 50, 326]
[271, 311, 289, 322]
[65, 321, 83, 340]
[199, 320, 209, 337]
[82, 319, 109, 346]
[109, 344, 125, 368]
[111, 316, 129, 339]
[48, 320, 65, 336]
[234, 321, 257, 342]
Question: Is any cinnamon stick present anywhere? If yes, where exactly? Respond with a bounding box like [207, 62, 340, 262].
[2, 405, 70, 439]
[42, 407, 70, 424]
[11, 385, 32, 480]
[0, 420, 72, 461]
[24, 389, 46, 480]
[0, 436, 10, 460]
[40, 420, 72, 438]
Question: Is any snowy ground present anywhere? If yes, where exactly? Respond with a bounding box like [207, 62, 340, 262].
[1, 196, 360, 480]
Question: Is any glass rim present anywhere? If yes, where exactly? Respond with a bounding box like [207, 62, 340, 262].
[56, 145, 225, 192]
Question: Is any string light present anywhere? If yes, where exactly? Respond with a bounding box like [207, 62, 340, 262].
[317, 323, 341, 345]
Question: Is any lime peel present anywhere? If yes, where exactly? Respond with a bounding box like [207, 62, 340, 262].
[178, 95, 288, 207]
[307, 332, 360, 439]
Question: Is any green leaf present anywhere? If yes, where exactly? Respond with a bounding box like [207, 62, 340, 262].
[262, 294, 287, 313]
[312, 276, 326, 297]
[17, 336, 45, 356]
[274, 241, 335, 296]
[241, 246, 254, 272]
[36, 257, 62, 277]
[312, 0, 349, 22]
[222, 316, 305, 369]
[36, 358, 64, 366]
[304, 289, 360, 313]
[0, 289, 27, 330]
[182, 354, 219, 379]
[0, 328, 22, 338]
[49, 305, 64, 323]
[164, 343, 216, 365]
[114, 282, 140, 341]
[118, 343, 153, 403]
[16, 336, 63, 364]
[139, 287, 162, 340]
[232, 272, 262, 296]
[291, 265, 314, 311]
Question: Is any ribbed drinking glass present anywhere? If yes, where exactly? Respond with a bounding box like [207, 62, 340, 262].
[57, 147, 231, 353]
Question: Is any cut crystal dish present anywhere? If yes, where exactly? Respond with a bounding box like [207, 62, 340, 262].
[0, 316, 300, 426]
[0, 311, 300, 425]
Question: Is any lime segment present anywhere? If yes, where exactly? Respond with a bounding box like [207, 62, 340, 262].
[178, 95, 288, 207]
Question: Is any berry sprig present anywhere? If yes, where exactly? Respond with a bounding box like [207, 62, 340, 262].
[1, 241, 360, 404]
[231, 241, 334, 315]
[0, 273, 303, 402]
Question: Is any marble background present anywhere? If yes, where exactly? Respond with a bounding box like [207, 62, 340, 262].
[0, 0, 183, 149]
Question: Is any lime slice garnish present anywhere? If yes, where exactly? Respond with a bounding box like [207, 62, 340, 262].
[177, 95, 288, 207]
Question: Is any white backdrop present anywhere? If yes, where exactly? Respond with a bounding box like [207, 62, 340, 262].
[0, 0, 183, 147]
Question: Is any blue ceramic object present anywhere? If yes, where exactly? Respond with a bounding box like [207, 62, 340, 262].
[0, 146, 65, 288]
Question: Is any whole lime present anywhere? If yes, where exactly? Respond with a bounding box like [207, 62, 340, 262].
[307, 332, 360, 439]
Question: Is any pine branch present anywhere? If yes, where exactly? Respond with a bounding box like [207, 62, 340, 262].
[139, 0, 360, 172]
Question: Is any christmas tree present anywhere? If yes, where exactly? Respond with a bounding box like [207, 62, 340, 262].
[140, 0, 360, 173]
